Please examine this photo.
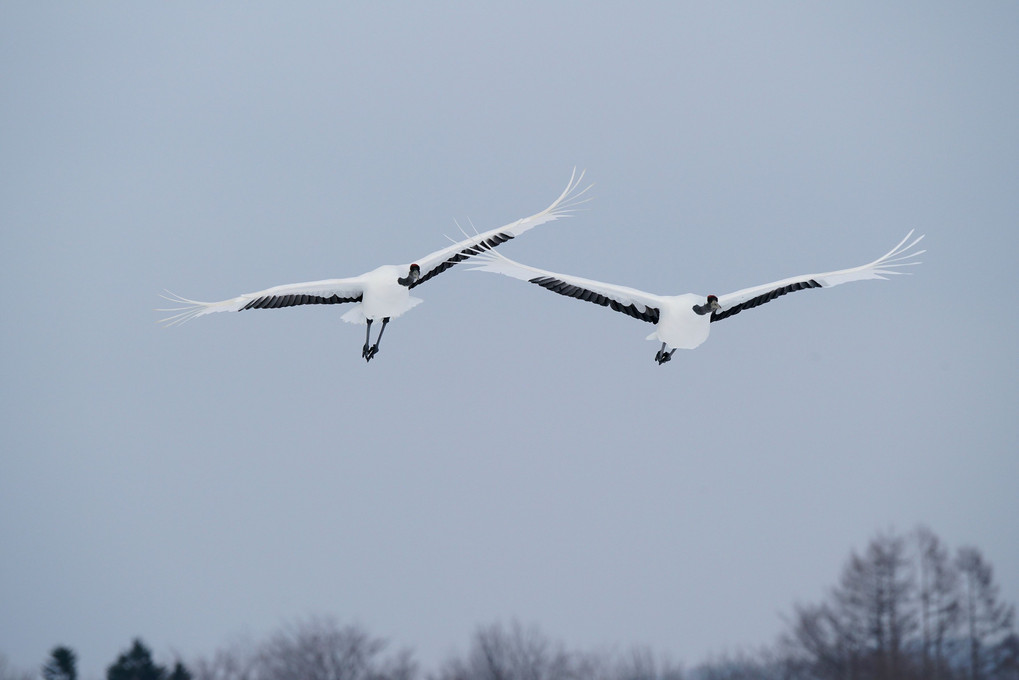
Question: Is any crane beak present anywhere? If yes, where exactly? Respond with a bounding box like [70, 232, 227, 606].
[711, 299, 721, 312]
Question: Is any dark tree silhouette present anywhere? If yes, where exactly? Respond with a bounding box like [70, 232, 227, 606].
[167, 662, 192, 680]
[107, 639, 166, 680]
[42, 646, 77, 680]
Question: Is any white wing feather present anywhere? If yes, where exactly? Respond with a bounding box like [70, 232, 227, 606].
[158, 277, 365, 327]
[410, 169, 591, 279]
[716, 230, 925, 311]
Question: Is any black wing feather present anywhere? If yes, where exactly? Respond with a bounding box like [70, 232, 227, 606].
[409, 232, 514, 289]
[529, 276, 660, 324]
[241, 292, 363, 311]
[710, 279, 821, 322]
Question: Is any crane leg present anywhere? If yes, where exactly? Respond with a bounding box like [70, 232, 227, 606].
[362, 318, 374, 360]
[364, 317, 389, 362]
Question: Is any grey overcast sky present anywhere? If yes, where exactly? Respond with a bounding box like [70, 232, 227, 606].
[2, 2, 1017, 677]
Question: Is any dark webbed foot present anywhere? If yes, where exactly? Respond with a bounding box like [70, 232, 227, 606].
[362, 343, 373, 360]
[654, 346, 676, 365]
[365, 344, 379, 362]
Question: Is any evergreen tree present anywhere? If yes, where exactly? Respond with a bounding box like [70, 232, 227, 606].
[42, 647, 77, 680]
[107, 639, 166, 680]
[166, 662, 191, 680]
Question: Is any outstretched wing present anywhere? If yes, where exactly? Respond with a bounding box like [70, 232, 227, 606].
[468, 248, 663, 324]
[158, 277, 365, 326]
[408, 169, 591, 289]
[711, 230, 925, 322]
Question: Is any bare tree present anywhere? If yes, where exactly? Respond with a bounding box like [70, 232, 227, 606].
[840, 532, 917, 679]
[254, 617, 413, 680]
[783, 601, 861, 680]
[914, 526, 961, 680]
[956, 547, 1016, 680]
[874, 532, 917, 678]
[432, 621, 582, 680]
[778, 529, 1019, 680]
[434, 628, 688, 680]
[782, 530, 920, 680]
[190, 618, 415, 680]
[189, 640, 260, 680]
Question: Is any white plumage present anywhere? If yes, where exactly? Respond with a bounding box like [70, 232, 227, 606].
[469, 230, 925, 365]
[160, 171, 590, 361]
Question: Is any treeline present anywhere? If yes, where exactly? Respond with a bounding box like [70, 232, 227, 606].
[781, 527, 1015, 680]
[3, 526, 1016, 680]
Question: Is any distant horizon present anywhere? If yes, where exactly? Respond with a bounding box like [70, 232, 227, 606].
[3, 525, 1013, 678]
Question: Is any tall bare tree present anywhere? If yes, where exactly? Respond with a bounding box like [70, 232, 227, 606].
[914, 526, 961, 680]
[783, 530, 919, 680]
[837, 532, 917, 679]
[956, 547, 1016, 680]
